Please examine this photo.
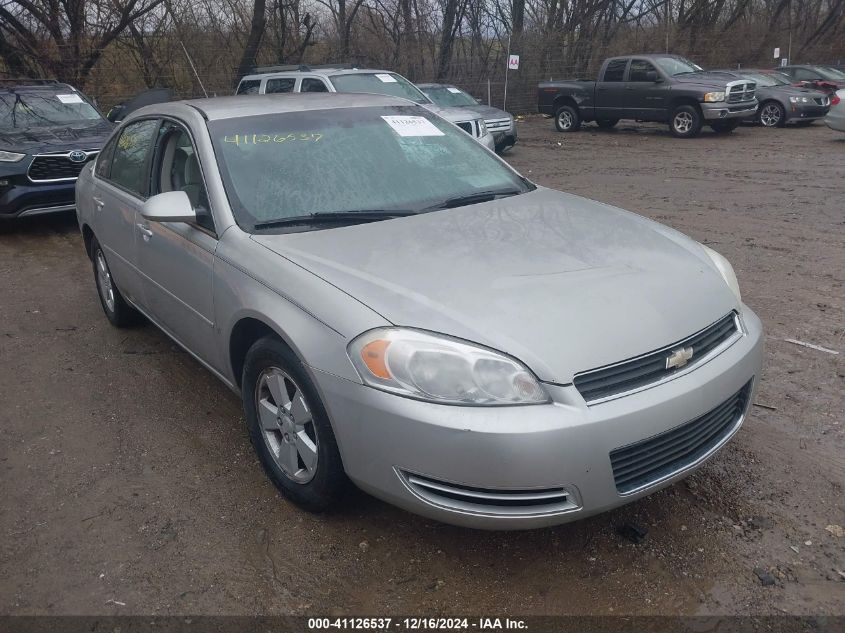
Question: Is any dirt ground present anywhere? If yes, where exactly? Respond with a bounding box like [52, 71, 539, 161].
[1, 117, 843, 618]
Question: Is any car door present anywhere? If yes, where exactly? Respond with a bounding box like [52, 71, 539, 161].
[595, 59, 630, 119]
[625, 59, 667, 120]
[135, 119, 219, 366]
[92, 118, 159, 307]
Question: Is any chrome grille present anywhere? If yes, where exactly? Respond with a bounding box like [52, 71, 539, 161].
[815, 96, 830, 106]
[485, 117, 511, 132]
[727, 81, 755, 103]
[400, 470, 576, 516]
[28, 150, 98, 183]
[609, 380, 752, 494]
[574, 313, 740, 403]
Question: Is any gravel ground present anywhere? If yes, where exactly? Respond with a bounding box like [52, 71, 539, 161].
[1, 117, 843, 617]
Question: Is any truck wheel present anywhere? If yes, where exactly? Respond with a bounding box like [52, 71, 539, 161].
[758, 101, 786, 127]
[596, 119, 618, 129]
[669, 105, 703, 138]
[554, 105, 581, 132]
[710, 120, 739, 134]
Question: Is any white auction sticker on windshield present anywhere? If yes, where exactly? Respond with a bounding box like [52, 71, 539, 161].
[56, 94, 84, 104]
[381, 115, 445, 137]
[447, 87, 461, 93]
[375, 73, 397, 83]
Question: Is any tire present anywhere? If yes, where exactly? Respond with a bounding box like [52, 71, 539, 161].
[758, 101, 786, 128]
[554, 105, 581, 132]
[596, 119, 619, 129]
[242, 336, 348, 512]
[669, 104, 703, 138]
[710, 120, 739, 134]
[91, 237, 141, 327]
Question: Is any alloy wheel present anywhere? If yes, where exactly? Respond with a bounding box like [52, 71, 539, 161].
[760, 104, 782, 127]
[673, 112, 694, 134]
[557, 110, 573, 130]
[255, 367, 319, 484]
[96, 250, 115, 312]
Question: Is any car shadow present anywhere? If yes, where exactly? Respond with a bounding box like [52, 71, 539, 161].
[0, 209, 79, 236]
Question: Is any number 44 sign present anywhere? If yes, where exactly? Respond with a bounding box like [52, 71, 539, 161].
[508, 54, 520, 70]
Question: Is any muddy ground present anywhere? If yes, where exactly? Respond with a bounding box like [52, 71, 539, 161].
[1, 118, 843, 618]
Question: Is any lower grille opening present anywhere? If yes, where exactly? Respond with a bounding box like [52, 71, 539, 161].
[610, 380, 752, 494]
[400, 471, 577, 516]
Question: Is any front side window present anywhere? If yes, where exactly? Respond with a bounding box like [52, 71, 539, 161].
[628, 60, 658, 82]
[237, 80, 261, 95]
[208, 106, 531, 232]
[0, 89, 103, 129]
[109, 119, 158, 196]
[300, 78, 329, 93]
[266, 78, 296, 94]
[602, 59, 628, 82]
[152, 121, 213, 231]
[329, 73, 430, 104]
[421, 86, 478, 107]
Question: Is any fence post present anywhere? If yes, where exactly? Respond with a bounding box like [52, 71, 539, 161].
[487, 78, 491, 106]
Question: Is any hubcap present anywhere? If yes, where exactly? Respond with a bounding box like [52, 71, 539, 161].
[673, 112, 694, 133]
[255, 368, 318, 484]
[96, 250, 115, 312]
[761, 104, 781, 127]
[557, 111, 573, 130]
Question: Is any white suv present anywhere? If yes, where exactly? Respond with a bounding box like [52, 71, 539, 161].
[236, 65, 496, 151]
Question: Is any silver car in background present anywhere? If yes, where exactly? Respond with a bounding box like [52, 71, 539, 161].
[76, 93, 763, 530]
[825, 90, 845, 132]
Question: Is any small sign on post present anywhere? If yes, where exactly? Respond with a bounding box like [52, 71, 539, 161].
[773, 47, 780, 59]
[781, 57, 788, 67]
[508, 54, 520, 70]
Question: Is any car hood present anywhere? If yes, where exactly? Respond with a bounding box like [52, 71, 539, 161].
[0, 119, 113, 153]
[761, 85, 826, 98]
[251, 188, 738, 383]
[425, 104, 480, 124]
[672, 73, 740, 89]
[453, 104, 513, 120]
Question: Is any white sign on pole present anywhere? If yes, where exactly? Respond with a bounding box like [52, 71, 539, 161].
[781, 57, 788, 67]
[508, 54, 520, 70]
[773, 47, 780, 59]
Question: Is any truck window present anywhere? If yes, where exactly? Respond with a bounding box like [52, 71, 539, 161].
[301, 78, 329, 93]
[602, 59, 628, 82]
[237, 80, 261, 95]
[629, 60, 657, 82]
[266, 78, 296, 94]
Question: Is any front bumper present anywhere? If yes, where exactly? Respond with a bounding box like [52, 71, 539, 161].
[316, 306, 764, 529]
[786, 104, 829, 122]
[0, 177, 77, 219]
[478, 132, 496, 151]
[702, 102, 758, 120]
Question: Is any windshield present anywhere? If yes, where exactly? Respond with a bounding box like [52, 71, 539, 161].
[743, 72, 788, 87]
[818, 66, 845, 80]
[421, 86, 478, 107]
[653, 56, 703, 76]
[330, 73, 431, 104]
[209, 106, 531, 232]
[0, 90, 102, 129]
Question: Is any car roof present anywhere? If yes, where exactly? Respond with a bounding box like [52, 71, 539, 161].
[130, 93, 417, 122]
[240, 68, 395, 81]
[0, 81, 78, 93]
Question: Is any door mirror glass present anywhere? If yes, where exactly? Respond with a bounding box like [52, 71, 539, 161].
[141, 191, 196, 224]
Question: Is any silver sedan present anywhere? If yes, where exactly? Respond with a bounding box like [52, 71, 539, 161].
[825, 90, 845, 132]
[76, 93, 763, 529]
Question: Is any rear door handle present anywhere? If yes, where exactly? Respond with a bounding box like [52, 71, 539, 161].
[136, 223, 153, 240]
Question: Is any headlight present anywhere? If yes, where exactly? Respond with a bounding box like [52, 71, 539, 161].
[701, 244, 741, 303]
[477, 119, 487, 136]
[703, 92, 725, 103]
[348, 328, 549, 405]
[789, 96, 809, 104]
[0, 151, 26, 162]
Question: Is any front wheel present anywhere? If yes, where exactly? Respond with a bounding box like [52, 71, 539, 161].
[710, 120, 739, 134]
[669, 105, 703, 138]
[242, 337, 348, 512]
[758, 101, 786, 128]
[554, 105, 581, 132]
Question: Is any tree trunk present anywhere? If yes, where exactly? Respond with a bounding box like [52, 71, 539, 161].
[234, 0, 267, 87]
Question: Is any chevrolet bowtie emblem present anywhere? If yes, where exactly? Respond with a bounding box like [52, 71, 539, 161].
[666, 346, 694, 370]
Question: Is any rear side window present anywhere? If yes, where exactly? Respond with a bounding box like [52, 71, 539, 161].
[301, 78, 329, 93]
[95, 136, 117, 179]
[109, 119, 158, 196]
[266, 78, 296, 94]
[628, 60, 657, 82]
[237, 80, 261, 95]
[602, 59, 628, 82]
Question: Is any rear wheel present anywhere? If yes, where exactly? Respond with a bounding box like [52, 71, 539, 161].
[596, 119, 619, 129]
[669, 104, 703, 138]
[758, 101, 786, 127]
[554, 105, 581, 132]
[91, 237, 141, 327]
[710, 120, 739, 134]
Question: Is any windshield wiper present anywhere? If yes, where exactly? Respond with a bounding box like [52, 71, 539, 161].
[253, 210, 417, 231]
[422, 188, 523, 211]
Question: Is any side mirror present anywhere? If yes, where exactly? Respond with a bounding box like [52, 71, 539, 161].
[475, 97, 484, 104]
[645, 70, 661, 82]
[141, 191, 196, 224]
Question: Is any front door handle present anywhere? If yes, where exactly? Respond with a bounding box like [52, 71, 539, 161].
[93, 197, 104, 210]
[136, 223, 153, 240]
